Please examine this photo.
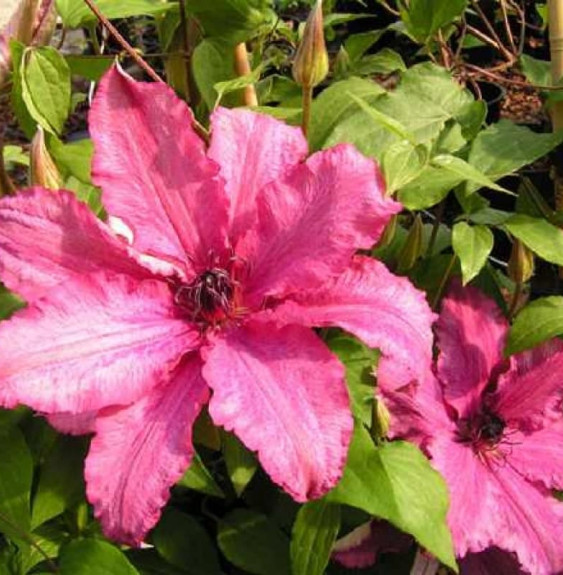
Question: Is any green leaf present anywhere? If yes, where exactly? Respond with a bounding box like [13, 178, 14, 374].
[507, 296, 563, 355]
[452, 222, 494, 285]
[186, 0, 274, 42]
[3, 145, 29, 167]
[21, 46, 71, 135]
[0, 289, 25, 321]
[520, 53, 551, 87]
[0, 425, 33, 541]
[432, 155, 511, 194]
[290, 500, 340, 575]
[31, 436, 88, 529]
[327, 425, 456, 571]
[398, 165, 462, 210]
[309, 77, 385, 151]
[177, 452, 224, 498]
[327, 333, 379, 426]
[60, 540, 140, 574]
[467, 120, 563, 193]
[218, 509, 291, 575]
[20, 523, 70, 574]
[192, 39, 239, 109]
[351, 48, 406, 77]
[66, 55, 114, 81]
[401, 0, 467, 42]
[223, 432, 258, 497]
[344, 30, 386, 61]
[214, 61, 266, 108]
[381, 141, 428, 193]
[505, 214, 563, 266]
[55, 0, 173, 28]
[152, 509, 222, 575]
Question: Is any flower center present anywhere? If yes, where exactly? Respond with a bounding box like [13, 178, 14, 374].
[456, 408, 506, 452]
[173, 268, 234, 324]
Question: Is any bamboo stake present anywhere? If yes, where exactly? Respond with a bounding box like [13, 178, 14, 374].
[549, 1, 563, 210]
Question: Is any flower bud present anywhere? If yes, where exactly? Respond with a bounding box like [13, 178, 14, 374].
[508, 238, 535, 284]
[397, 214, 423, 273]
[30, 126, 61, 189]
[333, 45, 350, 80]
[376, 214, 398, 249]
[292, 0, 329, 88]
[0, 0, 56, 88]
[373, 397, 391, 439]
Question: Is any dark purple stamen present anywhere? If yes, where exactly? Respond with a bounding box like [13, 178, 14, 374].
[174, 268, 234, 322]
[457, 408, 506, 450]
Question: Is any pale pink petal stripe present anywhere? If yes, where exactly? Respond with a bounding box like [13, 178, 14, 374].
[427, 436, 502, 558]
[0, 273, 198, 413]
[436, 283, 508, 417]
[208, 107, 308, 241]
[239, 144, 400, 302]
[85, 354, 209, 546]
[90, 66, 229, 271]
[0, 188, 150, 302]
[272, 256, 436, 393]
[202, 321, 353, 501]
[491, 464, 563, 575]
[494, 340, 563, 429]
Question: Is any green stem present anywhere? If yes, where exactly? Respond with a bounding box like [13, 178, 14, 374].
[301, 84, 313, 138]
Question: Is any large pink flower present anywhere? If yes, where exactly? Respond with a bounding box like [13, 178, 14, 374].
[380, 282, 563, 575]
[0, 66, 435, 545]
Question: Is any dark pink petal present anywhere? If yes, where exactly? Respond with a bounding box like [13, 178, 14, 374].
[490, 463, 563, 575]
[47, 411, 97, 435]
[427, 435, 503, 558]
[208, 107, 307, 241]
[239, 144, 400, 301]
[90, 66, 229, 271]
[85, 355, 209, 546]
[460, 548, 526, 575]
[436, 283, 508, 417]
[272, 256, 436, 392]
[0, 188, 149, 301]
[0, 273, 198, 413]
[494, 339, 563, 429]
[503, 421, 563, 491]
[332, 520, 411, 569]
[202, 321, 352, 501]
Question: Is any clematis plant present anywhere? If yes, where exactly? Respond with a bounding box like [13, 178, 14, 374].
[378, 282, 563, 574]
[0, 65, 436, 545]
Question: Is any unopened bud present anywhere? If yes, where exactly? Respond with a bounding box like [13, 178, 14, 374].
[377, 214, 398, 249]
[292, 0, 329, 88]
[397, 214, 423, 273]
[374, 398, 391, 439]
[30, 127, 61, 189]
[508, 238, 535, 284]
[333, 46, 350, 79]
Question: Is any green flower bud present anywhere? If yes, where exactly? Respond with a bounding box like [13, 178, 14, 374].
[30, 126, 61, 189]
[397, 214, 424, 273]
[292, 0, 329, 88]
[508, 238, 535, 284]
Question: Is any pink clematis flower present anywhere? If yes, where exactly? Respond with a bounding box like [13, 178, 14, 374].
[379, 282, 563, 575]
[0, 66, 436, 546]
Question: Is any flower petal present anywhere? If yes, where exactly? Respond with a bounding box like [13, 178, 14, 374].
[0, 188, 149, 301]
[332, 520, 411, 569]
[490, 463, 563, 575]
[47, 411, 97, 435]
[202, 321, 353, 501]
[0, 273, 198, 413]
[494, 339, 563, 429]
[436, 283, 508, 417]
[427, 435, 503, 558]
[208, 107, 307, 241]
[272, 256, 436, 392]
[503, 421, 563, 491]
[90, 66, 229, 270]
[85, 355, 208, 546]
[239, 144, 400, 301]
[459, 548, 525, 575]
